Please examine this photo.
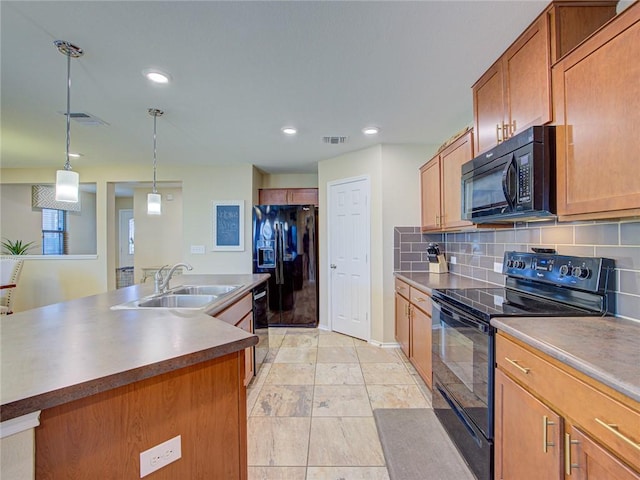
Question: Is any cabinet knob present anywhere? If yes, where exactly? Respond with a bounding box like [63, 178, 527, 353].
[330, 264, 337, 269]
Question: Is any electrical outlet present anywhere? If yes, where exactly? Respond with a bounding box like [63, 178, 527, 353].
[494, 262, 503, 273]
[140, 435, 182, 478]
[190, 245, 205, 254]
[450, 256, 457, 265]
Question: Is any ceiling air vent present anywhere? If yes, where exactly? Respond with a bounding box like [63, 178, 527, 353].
[59, 111, 109, 126]
[323, 136, 348, 145]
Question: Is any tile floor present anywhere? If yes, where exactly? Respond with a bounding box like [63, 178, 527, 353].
[246, 328, 438, 480]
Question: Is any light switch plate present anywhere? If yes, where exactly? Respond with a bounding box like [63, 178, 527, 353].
[494, 262, 503, 273]
[190, 245, 206, 254]
[450, 256, 457, 265]
[140, 435, 182, 478]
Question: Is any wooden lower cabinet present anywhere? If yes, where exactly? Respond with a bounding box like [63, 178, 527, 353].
[495, 333, 640, 480]
[567, 426, 640, 480]
[395, 292, 410, 358]
[394, 278, 433, 388]
[409, 301, 432, 389]
[237, 311, 255, 386]
[216, 292, 255, 385]
[36, 352, 248, 479]
[494, 368, 563, 480]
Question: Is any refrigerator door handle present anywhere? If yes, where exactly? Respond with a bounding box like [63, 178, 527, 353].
[278, 225, 285, 284]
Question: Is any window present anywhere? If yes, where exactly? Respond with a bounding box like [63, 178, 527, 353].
[42, 208, 67, 255]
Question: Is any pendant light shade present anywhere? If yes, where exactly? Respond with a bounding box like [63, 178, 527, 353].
[54, 40, 83, 202]
[147, 108, 164, 215]
[55, 170, 80, 202]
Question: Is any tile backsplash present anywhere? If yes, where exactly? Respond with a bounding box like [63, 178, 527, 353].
[394, 220, 640, 322]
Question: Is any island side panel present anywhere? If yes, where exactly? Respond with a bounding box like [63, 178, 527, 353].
[35, 351, 247, 479]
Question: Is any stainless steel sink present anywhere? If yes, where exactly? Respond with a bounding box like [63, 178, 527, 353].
[169, 285, 241, 296]
[137, 294, 218, 308]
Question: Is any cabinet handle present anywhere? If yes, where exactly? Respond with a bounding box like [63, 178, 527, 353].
[594, 418, 640, 450]
[543, 415, 556, 453]
[564, 433, 580, 475]
[413, 297, 426, 303]
[505, 357, 530, 374]
[509, 119, 517, 137]
[496, 123, 503, 143]
[435, 214, 440, 226]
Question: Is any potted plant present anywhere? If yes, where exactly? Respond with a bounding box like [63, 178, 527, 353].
[1, 239, 36, 255]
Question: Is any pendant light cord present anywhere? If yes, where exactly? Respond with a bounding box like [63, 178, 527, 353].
[64, 49, 72, 171]
[152, 112, 158, 194]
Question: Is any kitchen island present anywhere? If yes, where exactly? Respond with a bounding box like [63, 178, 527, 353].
[1, 273, 268, 480]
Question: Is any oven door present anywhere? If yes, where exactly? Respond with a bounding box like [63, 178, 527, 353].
[432, 298, 494, 439]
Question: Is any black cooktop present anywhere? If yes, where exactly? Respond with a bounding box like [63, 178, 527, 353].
[432, 287, 598, 323]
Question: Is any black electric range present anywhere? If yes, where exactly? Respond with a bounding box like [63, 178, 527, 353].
[430, 251, 616, 480]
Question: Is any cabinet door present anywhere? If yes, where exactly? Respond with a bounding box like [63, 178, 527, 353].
[553, 6, 640, 219]
[505, 15, 550, 136]
[473, 62, 505, 154]
[409, 303, 432, 389]
[495, 368, 563, 480]
[440, 130, 474, 230]
[395, 293, 410, 358]
[420, 157, 442, 231]
[259, 189, 288, 205]
[288, 188, 318, 205]
[237, 312, 254, 386]
[567, 427, 640, 480]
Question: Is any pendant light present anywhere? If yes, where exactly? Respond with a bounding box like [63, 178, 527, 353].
[54, 40, 83, 202]
[147, 108, 164, 215]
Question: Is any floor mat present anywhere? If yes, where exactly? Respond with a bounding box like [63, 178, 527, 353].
[373, 408, 476, 480]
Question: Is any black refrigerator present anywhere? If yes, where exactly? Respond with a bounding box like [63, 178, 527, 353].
[252, 204, 318, 328]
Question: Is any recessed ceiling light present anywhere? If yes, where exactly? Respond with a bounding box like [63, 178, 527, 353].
[282, 127, 297, 135]
[363, 127, 380, 135]
[142, 69, 171, 84]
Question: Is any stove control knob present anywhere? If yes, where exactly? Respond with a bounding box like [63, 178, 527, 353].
[516, 260, 526, 269]
[559, 264, 570, 276]
[572, 266, 590, 279]
[507, 259, 514, 268]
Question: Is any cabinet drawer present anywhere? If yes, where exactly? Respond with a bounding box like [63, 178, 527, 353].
[409, 287, 431, 314]
[395, 278, 410, 299]
[496, 334, 640, 471]
[215, 292, 253, 326]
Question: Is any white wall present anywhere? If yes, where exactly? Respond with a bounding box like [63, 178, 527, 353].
[260, 173, 318, 188]
[0, 163, 258, 311]
[318, 144, 433, 344]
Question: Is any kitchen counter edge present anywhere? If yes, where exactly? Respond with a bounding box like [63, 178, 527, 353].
[0, 273, 269, 422]
[491, 316, 640, 403]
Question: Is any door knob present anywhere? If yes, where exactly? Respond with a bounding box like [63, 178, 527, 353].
[330, 264, 337, 269]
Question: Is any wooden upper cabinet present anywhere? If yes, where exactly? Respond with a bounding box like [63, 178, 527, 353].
[420, 129, 474, 232]
[552, 3, 640, 220]
[259, 188, 318, 205]
[440, 130, 474, 230]
[420, 157, 441, 231]
[473, 1, 617, 154]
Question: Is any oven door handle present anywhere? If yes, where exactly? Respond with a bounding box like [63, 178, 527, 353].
[433, 300, 490, 333]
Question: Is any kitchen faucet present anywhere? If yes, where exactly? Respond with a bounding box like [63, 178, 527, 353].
[154, 262, 193, 294]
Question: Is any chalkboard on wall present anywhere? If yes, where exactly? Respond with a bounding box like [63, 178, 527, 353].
[212, 200, 245, 251]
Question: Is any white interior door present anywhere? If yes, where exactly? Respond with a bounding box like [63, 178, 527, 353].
[328, 176, 370, 341]
[118, 209, 134, 268]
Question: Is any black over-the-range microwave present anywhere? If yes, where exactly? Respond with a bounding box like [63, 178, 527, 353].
[461, 125, 556, 223]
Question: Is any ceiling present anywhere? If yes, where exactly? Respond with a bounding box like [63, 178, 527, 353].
[1, 1, 549, 174]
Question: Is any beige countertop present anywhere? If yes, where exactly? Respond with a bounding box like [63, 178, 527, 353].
[0, 273, 268, 421]
[394, 271, 495, 293]
[491, 316, 640, 403]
